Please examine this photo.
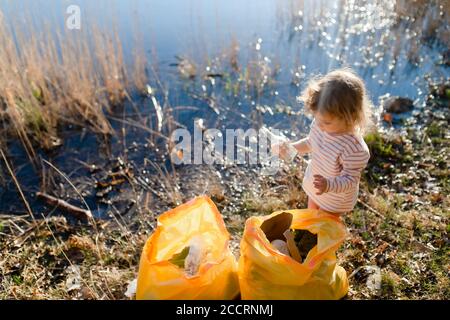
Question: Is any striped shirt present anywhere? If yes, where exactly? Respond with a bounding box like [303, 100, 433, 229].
[301, 119, 370, 213]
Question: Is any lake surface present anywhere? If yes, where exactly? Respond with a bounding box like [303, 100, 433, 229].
[0, 0, 448, 214]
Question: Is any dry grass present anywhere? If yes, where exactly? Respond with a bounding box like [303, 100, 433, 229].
[0, 10, 148, 155]
[0, 214, 147, 300]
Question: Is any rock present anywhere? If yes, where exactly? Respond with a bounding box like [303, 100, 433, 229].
[383, 112, 393, 123]
[375, 253, 386, 267]
[350, 265, 381, 296]
[430, 82, 450, 99]
[366, 266, 381, 296]
[65, 265, 82, 293]
[382, 96, 414, 113]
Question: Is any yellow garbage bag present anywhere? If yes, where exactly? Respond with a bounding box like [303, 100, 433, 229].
[136, 196, 240, 300]
[238, 209, 348, 300]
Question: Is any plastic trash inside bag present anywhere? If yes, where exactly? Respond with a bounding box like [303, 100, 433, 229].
[238, 209, 348, 300]
[168, 235, 206, 278]
[270, 239, 290, 256]
[136, 196, 240, 300]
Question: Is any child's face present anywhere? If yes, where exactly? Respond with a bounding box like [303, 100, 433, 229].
[314, 112, 350, 134]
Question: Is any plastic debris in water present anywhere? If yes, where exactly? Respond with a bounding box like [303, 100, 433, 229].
[147, 84, 163, 132]
[177, 59, 197, 79]
[194, 118, 206, 131]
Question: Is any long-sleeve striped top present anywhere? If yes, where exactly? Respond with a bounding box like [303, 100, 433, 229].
[301, 119, 370, 213]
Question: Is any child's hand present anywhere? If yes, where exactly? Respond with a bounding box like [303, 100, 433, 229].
[313, 175, 328, 195]
[271, 142, 291, 161]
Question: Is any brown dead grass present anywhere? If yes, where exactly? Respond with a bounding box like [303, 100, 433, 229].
[0, 10, 148, 156]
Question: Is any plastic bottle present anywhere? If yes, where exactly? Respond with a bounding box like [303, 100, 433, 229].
[260, 126, 298, 163]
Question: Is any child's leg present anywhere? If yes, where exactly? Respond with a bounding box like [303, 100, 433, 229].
[308, 197, 320, 210]
[308, 197, 344, 217]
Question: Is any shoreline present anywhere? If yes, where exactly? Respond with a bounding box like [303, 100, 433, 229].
[0, 81, 448, 299]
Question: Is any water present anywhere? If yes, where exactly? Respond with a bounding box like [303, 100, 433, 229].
[0, 0, 448, 214]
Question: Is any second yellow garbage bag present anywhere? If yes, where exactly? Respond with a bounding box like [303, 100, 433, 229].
[238, 209, 348, 300]
[136, 196, 239, 300]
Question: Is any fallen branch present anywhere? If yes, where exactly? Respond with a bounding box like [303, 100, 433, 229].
[41, 159, 97, 230]
[36, 192, 93, 222]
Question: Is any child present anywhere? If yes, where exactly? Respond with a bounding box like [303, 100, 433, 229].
[275, 68, 373, 216]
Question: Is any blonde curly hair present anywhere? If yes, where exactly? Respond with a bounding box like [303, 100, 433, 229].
[300, 67, 374, 135]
